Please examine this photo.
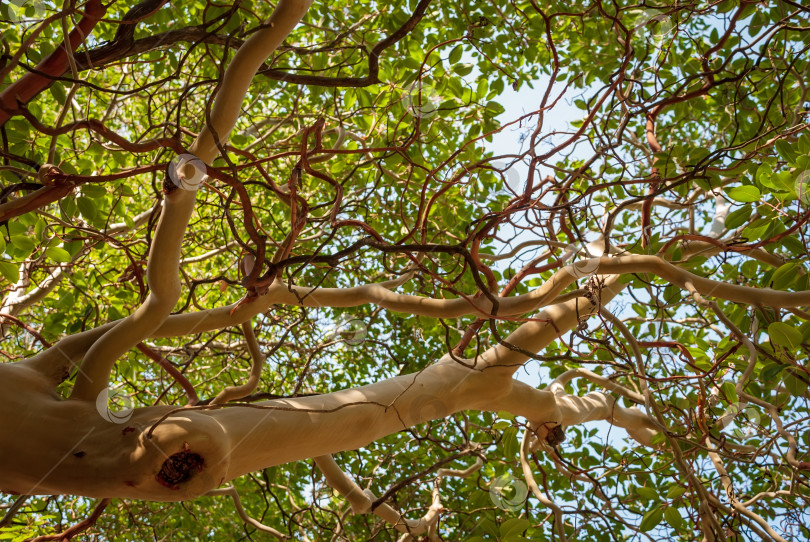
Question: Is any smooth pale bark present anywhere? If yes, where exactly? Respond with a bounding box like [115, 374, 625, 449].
[21, 250, 809, 388]
[70, 0, 314, 402]
[70, 189, 196, 401]
[2, 0, 796, 514]
[132, 254, 810, 341]
[1, 260, 659, 501]
[0, 298, 657, 500]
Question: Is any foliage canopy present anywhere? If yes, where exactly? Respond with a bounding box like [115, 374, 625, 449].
[0, 0, 809, 540]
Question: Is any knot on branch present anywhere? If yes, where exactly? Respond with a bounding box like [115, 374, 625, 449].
[156, 443, 205, 490]
[36, 163, 63, 186]
[545, 425, 566, 447]
[164, 152, 208, 194]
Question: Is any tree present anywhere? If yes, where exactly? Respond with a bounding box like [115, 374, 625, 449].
[0, 0, 808, 539]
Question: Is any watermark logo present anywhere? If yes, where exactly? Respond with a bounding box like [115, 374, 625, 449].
[794, 170, 810, 206]
[490, 160, 524, 196]
[562, 243, 601, 279]
[407, 393, 448, 425]
[402, 82, 443, 119]
[716, 402, 761, 439]
[6, 0, 48, 21]
[96, 386, 135, 424]
[321, 315, 368, 347]
[489, 473, 528, 512]
[168, 153, 208, 191]
[632, 8, 675, 41]
[628, 7, 677, 68]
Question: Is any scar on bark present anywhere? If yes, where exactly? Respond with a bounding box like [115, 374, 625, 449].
[156, 443, 205, 490]
[546, 426, 566, 446]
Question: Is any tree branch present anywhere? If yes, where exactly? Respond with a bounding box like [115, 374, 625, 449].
[68, 0, 314, 401]
[0, 0, 106, 127]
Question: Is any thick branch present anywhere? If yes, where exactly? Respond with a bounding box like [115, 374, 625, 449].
[3, 271, 653, 502]
[151, 254, 810, 340]
[190, 0, 313, 163]
[68, 0, 313, 401]
[0, 1, 106, 126]
[210, 321, 265, 405]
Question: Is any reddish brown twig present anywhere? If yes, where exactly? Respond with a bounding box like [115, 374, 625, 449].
[29, 498, 111, 542]
[0, 164, 165, 223]
[453, 252, 562, 355]
[0, 314, 51, 347]
[136, 343, 199, 406]
[0, 1, 107, 127]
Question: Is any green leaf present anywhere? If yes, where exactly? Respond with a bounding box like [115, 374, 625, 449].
[770, 262, 798, 290]
[344, 90, 357, 109]
[77, 196, 97, 220]
[755, 163, 774, 189]
[760, 362, 784, 384]
[774, 140, 797, 164]
[724, 205, 752, 230]
[453, 63, 473, 76]
[476, 77, 488, 99]
[64, 240, 82, 258]
[45, 246, 72, 263]
[640, 507, 664, 532]
[768, 322, 802, 349]
[666, 485, 686, 499]
[82, 184, 107, 198]
[502, 426, 519, 458]
[636, 486, 659, 501]
[10, 235, 36, 253]
[485, 100, 505, 116]
[664, 507, 685, 531]
[773, 171, 796, 194]
[721, 381, 738, 404]
[448, 44, 463, 65]
[0, 261, 19, 283]
[784, 372, 808, 396]
[727, 186, 761, 203]
[34, 218, 45, 240]
[49, 82, 66, 105]
[500, 518, 530, 539]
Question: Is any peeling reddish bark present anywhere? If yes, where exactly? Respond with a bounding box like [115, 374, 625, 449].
[0, 183, 74, 223]
[0, 0, 106, 127]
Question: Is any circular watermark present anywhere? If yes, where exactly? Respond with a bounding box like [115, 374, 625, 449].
[562, 243, 601, 279]
[168, 153, 207, 191]
[794, 170, 810, 205]
[6, 0, 47, 21]
[716, 402, 761, 439]
[489, 473, 528, 512]
[320, 315, 368, 347]
[240, 253, 256, 278]
[407, 393, 448, 425]
[402, 82, 443, 119]
[491, 160, 524, 196]
[628, 8, 677, 69]
[96, 386, 135, 424]
[632, 8, 675, 41]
